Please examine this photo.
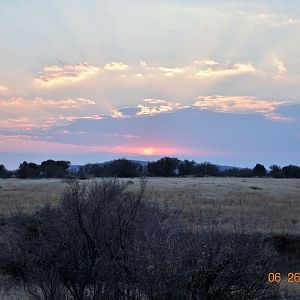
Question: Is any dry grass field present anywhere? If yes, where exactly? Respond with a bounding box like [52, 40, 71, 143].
[0, 177, 299, 234]
[0, 177, 299, 299]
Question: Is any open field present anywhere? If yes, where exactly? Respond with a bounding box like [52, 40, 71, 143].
[0, 177, 300, 299]
[0, 177, 299, 234]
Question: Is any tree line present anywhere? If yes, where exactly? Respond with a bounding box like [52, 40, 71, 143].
[0, 160, 70, 179]
[0, 157, 300, 179]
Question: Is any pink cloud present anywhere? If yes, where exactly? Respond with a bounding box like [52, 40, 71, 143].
[0, 135, 212, 157]
[32, 97, 96, 109]
[0, 84, 8, 94]
[34, 63, 101, 87]
[0, 96, 100, 130]
[194, 95, 290, 121]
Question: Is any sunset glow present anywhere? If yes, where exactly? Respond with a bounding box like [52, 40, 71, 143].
[0, 1, 299, 168]
[143, 148, 154, 155]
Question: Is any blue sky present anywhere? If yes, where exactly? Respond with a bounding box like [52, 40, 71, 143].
[0, 0, 300, 169]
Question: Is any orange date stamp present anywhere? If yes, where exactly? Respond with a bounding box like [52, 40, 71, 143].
[268, 272, 300, 283]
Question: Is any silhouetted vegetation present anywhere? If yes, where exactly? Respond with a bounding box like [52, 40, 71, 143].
[1, 158, 300, 179]
[282, 165, 300, 178]
[0, 179, 281, 299]
[253, 164, 267, 177]
[16, 160, 70, 179]
[269, 165, 284, 178]
[0, 164, 10, 178]
[147, 157, 180, 176]
[79, 159, 143, 178]
[221, 167, 254, 177]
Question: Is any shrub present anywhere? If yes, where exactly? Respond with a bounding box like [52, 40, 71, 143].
[1, 179, 281, 299]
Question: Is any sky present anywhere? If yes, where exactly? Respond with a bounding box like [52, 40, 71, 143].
[0, 0, 300, 169]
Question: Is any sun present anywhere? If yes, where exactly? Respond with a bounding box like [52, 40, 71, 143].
[143, 147, 154, 155]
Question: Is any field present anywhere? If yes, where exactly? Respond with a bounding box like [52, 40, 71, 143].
[0, 177, 299, 234]
[0, 176, 300, 298]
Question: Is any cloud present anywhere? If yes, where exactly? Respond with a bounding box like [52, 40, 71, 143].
[136, 99, 187, 116]
[111, 100, 186, 118]
[274, 57, 287, 79]
[32, 97, 96, 109]
[0, 96, 99, 130]
[247, 13, 300, 27]
[139, 60, 256, 78]
[102, 133, 139, 139]
[104, 62, 130, 71]
[194, 63, 256, 78]
[34, 63, 101, 87]
[194, 95, 289, 121]
[0, 97, 96, 109]
[0, 85, 8, 94]
[0, 117, 35, 129]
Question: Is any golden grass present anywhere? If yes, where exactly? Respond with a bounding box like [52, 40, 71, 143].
[0, 177, 299, 234]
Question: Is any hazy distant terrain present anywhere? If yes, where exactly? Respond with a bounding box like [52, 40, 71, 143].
[0, 177, 299, 234]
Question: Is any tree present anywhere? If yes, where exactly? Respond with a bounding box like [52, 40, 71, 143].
[282, 165, 300, 178]
[147, 157, 180, 177]
[16, 162, 40, 178]
[222, 167, 253, 177]
[17, 161, 30, 179]
[178, 160, 196, 176]
[0, 164, 8, 178]
[40, 160, 70, 178]
[195, 162, 219, 176]
[253, 164, 267, 177]
[104, 159, 141, 177]
[269, 165, 284, 178]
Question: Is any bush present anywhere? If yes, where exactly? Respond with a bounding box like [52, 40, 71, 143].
[1, 179, 281, 299]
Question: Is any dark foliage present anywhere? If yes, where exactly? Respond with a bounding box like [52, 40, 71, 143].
[253, 164, 267, 177]
[0, 179, 281, 299]
[79, 159, 143, 178]
[41, 160, 70, 178]
[282, 165, 300, 178]
[194, 162, 219, 177]
[269, 165, 284, 178]
[221, 167, 254, 177]
[147, 157, 180, 176]
[178, 160, 197, 176]
[0, 164, 10, 178]
[16, 160, 70, 179]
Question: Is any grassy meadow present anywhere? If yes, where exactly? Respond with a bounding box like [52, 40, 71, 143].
[0, 176, 299, 299]
[0, 177, 299, 234]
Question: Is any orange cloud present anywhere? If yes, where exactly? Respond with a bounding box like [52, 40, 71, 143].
[0, 84, 8, 94]
[194, 95, 290, 121]
[34, 63, 101, 87]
